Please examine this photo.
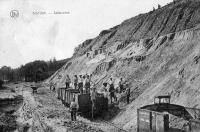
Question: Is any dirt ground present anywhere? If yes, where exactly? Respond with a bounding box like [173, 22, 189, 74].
[4, 83, 123, 132]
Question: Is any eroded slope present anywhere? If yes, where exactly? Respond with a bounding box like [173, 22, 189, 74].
[47, 0, 200, 131]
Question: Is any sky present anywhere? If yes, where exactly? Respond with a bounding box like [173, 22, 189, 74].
[0, 0, 172, 68]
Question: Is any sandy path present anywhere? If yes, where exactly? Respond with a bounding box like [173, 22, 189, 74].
[14, 85, 69, 132]
[11, 83, 122, 132]
[15, 90, 44, 132]
[13, 84, 111, 132]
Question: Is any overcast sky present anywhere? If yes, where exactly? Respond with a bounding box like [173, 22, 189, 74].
[0, 0, 172, 68]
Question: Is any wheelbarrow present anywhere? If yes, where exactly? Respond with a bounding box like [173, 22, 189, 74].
[31, 86, 39, 93]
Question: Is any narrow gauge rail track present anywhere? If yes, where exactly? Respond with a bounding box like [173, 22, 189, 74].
[34, 112, 52, 132]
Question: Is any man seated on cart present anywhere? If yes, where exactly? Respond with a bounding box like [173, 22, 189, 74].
[98, 82, 109, 99]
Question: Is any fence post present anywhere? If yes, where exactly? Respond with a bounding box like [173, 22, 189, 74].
[137, 109, 139, 132]
[64, 89, 67, 105]
[92, 102, 94, 120]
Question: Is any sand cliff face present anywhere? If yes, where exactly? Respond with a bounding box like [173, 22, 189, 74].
[47, 0, 200, 131]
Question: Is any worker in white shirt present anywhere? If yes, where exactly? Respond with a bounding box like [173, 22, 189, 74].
[85, 75, 91, 93]
[70, 98, 79, 121]
[78, 75, 83, 93]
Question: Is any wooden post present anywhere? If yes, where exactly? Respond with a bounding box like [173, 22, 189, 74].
[58, 88, 60, 99]
[92, 101, 94, 120]
[64, 89, 67, 105]
[61, 88, 64, 101]
[137, 109, 139, 132]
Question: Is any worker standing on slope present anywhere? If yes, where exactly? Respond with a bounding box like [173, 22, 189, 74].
[0, 79, 3, 89]
[74, 75, 78, 89]
[78, 75, 83, 93]
[100, 82, 106, 93]
[70, 98, 79, 121]
[109, 78, 116, 103]
[65, 75, 71, 89]
[85, 75, 91, 93]
[83, 75, 86, 93]
[89, 74, 92, 81]
[102, 83, 109, 99]
[89, 74, 95, 90]
[126, 83, 130, 104]
[118, 78, 124, 93]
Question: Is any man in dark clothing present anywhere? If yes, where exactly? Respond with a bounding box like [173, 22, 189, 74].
[0, 79, 3, 89]
[65, 75, 71, 89]
[109, 78, 116, 103]
[78, 75, 83, 93]
[118, 78, 124, 93]
[126, 85, 130, 104]
[74, 75, 78, 89]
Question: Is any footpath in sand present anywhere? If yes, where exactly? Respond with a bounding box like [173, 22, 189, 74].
[14, 84, 121, 132]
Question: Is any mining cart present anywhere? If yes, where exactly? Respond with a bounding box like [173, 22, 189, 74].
[57, 87, 108, 118]
[30, 82, 42, 93]
[138, 95, 200, 132]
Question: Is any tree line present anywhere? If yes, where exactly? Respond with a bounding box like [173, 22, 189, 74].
[0, 58, 69, 83]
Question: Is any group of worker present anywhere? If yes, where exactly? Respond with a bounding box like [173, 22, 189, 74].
[99, 77, 131, 104]
[69, 77, 131, 121]
[51, 75, 131, 121]
[65, 74, 93, 94]
[52, 74, 131, 104]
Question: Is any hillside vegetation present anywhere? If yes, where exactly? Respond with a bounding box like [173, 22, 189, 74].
[0, 58, 68, 83]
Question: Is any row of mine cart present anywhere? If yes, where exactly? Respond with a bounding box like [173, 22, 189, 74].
[57, 88, 108, 118]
